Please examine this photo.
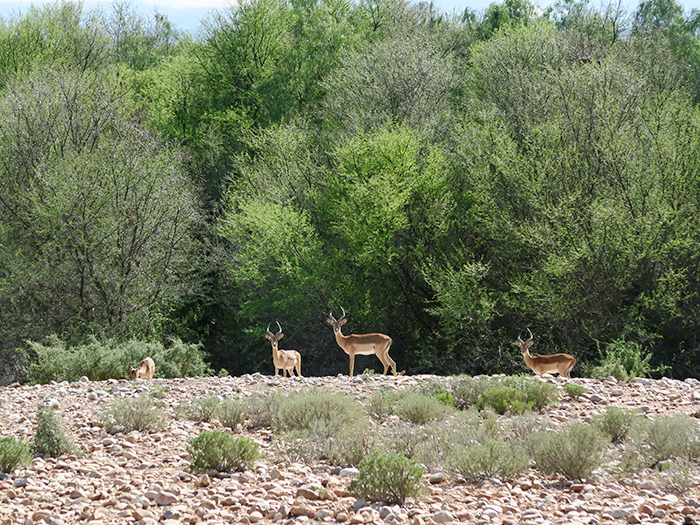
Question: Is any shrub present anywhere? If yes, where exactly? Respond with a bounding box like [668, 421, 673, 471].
[434, 392, 455, 407]
[100, 394, 168, 433]
[0, 436, 30, 473]
[31, 408, 78, 458]
[451, 376, 490, 410]
[218, 398, 247, 429]
[348, 451, 425, 505]
[327, 420, 376, 467]
[591, 407, 640, 443]
[479, 386, 531, 415]
[522, 380, 559, 411]
[564, 383, 588, 400]
[393, 392, 454, 424]
[273, 388, 365, 434]
[533, 423, 607, 480]
[638, 415, 700, 467]
[188, 431, 259, 473]
[25, 336, 211, 383]
[587, 338, 666, 381]
[367, 388, 406, 420]
[177, 396, 221, 423]
[508, 413, 556, 459]
[448, 439, 529, 483]
[658, 461, 696, 495]
[243, 391, 279, 430]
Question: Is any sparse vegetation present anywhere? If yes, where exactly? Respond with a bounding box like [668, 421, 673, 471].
[591, 406, 641, 443]
[177, 396, 221, 423]
[31, 408, 78, 458]
[448, 439, 529, 483]
[0, 436, 30, 473]
[100, 394, 168, 433]
[533, 423, 607, 481]
[564, 383, 588, 400]
[188, 431, 259, 473]
[348, 451, 425, 505]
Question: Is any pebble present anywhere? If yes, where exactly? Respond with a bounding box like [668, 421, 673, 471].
[0, 374, 698, 525]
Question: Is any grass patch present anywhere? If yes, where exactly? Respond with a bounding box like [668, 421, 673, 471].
[100, 394, 168, 433]
[348, 451, 425, 505]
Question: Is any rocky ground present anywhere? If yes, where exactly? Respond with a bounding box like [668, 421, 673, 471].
[1, 372, 700, 525]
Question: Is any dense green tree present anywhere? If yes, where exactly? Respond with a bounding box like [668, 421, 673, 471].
[0, 68, 202, 348]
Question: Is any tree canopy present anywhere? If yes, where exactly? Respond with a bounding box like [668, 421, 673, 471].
[3, 0, 700, 379]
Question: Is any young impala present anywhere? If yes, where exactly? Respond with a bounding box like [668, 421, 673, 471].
[326, 307, 398, 377]
[515, 328, 576, 378]
[265, 321, 302, 377]
[129, 357, 155, 380]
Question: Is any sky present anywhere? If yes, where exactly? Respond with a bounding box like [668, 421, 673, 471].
[0, 0, 700, 34]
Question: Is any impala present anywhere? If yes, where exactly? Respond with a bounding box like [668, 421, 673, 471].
[326, 307, 397, 377]
[265, 321, 302, 377]
[129, 357, 155, 380]
[515, 328, 576, 378]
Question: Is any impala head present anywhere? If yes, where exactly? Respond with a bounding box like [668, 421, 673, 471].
[129, 365, 137, 380]
[265, 321, 284, 347]
[516, 328, 534, 353]
[326, 306, 348, 334]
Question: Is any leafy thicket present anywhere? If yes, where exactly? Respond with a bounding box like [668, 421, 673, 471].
[2, 0, 700, 379]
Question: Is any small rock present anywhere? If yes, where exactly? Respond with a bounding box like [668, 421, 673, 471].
[194, 473, 211, 487]
[339, 467, 359, 477]
[429, 472, 445, 484]
[432, 510, 454, 523]
[154, 491, 178, 506]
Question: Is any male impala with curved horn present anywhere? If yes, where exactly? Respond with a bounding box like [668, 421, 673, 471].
[265, 321, 302, 377]
[515, 328, 576, 378]
[327, 307, 397, 377]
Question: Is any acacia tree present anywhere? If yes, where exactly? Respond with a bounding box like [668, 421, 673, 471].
[0, 68, 202, 348]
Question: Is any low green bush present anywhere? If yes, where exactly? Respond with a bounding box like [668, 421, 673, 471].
[25, 336, 211, 383]
[0, 436, 30, 473]
[393, 392, 454, 424]
[591, 406, 641, 443]
[638, 415, 700, 467]
[100, 394, 168, 433]
[658, 461, 696, 495]
[448, 439, 529, 483]
[587, 338, 667, 381]
[188, 431, 259, 473]
[367, 388, 407, 420]
[479, 386, 531, 415]
[177, 396, 221, 423]
[31, 408, 78, 458]
[273, 388, 365, 434]
[218, 398, 247, 429]
[450, 376, 490, 410]
[533, 423, 607, 480]
[348, 451, 425, 505]
[564, 383, 588, 400]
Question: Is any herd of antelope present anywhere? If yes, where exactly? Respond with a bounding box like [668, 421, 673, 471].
[129, 308, 576, 380]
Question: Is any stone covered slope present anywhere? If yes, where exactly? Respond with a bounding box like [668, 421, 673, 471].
[1, 373, 700, 525]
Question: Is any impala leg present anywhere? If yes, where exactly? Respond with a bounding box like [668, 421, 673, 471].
[296, 356, 302, 377]
[349, 354, 355, 377]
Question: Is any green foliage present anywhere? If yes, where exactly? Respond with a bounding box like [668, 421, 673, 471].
[636, 415, 700, 467]
[564, 383, 588, 400]
[451, 376, 491, 410]
[0, 67, 202, 347]
[348, 451, 425, 505]
[25, 337, 210, 384]
[533, 423, 607, 480]
[368, 388, 407, 421]
[272, 388, 365, 434]
[393, 392, 455, 424]
[588, 338, 664, 381]
[447, 439, 529, 483]
[31, 408, 78, 459]
[591, 407, 641, 443]
[217, 398, 247, 430]
[100, 394, 168, 433]
[0, 436, 30, 473]
[177, 396, 221, 423]
[657, 461, 696, 495]
[187, 431, 259, 473]
[480, 386, 531, 415]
